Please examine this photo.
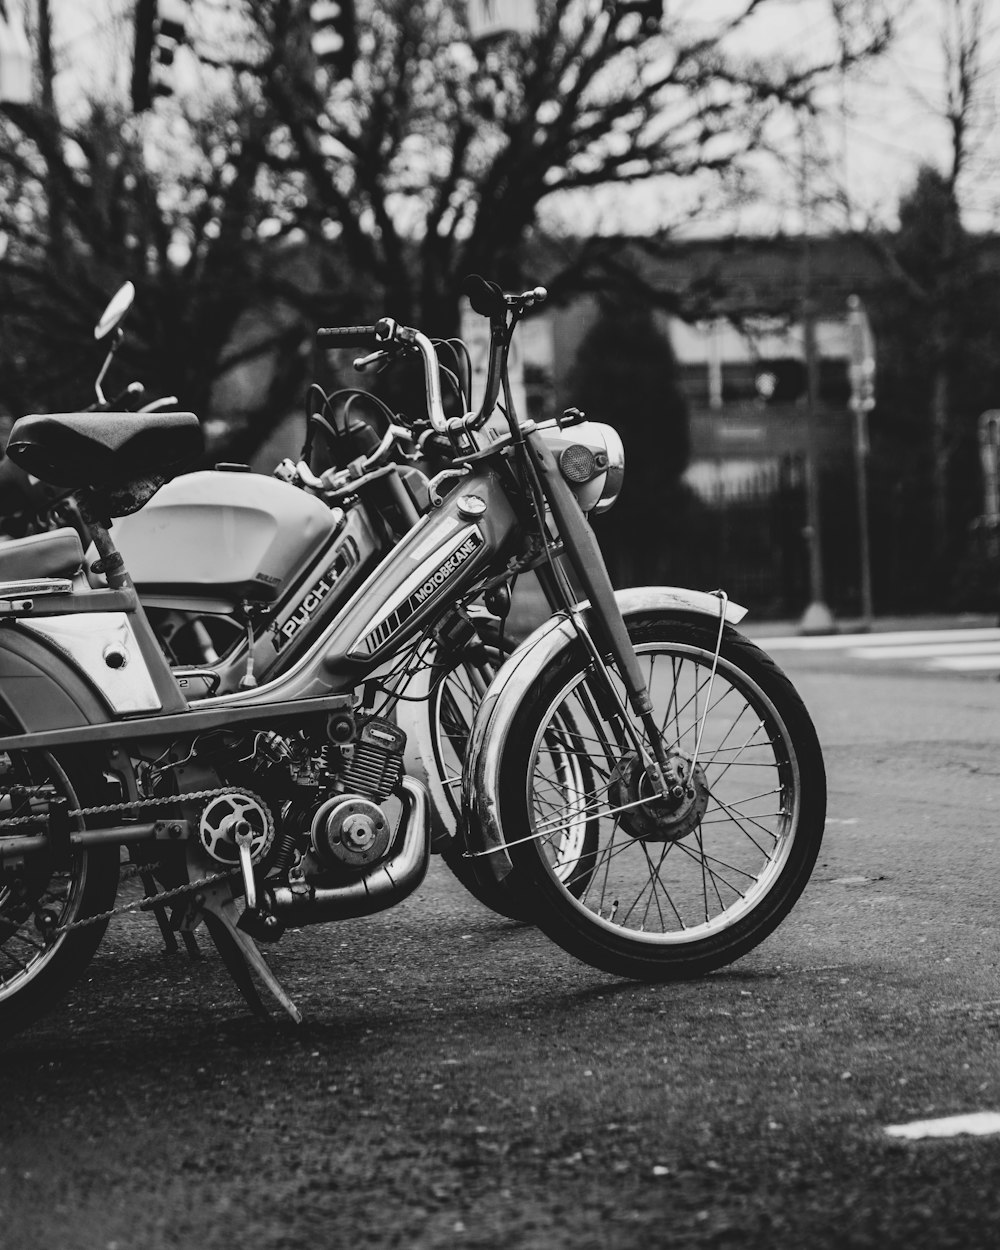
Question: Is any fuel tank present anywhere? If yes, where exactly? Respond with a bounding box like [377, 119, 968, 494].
[92, 470, 343, 605]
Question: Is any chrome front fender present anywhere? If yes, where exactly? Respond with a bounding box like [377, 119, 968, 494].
[460, 586, 746, 882]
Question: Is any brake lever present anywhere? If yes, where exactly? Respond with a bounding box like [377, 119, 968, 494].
[385, 422, 423, 462]
[506, 285, 548, 309]
[353, 349, 392, 373]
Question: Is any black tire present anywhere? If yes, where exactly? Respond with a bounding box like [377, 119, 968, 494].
[430, 655, 532, 920]
[428, 652, 598, 921]
[498, 615, 827, 980]
[0, 748, 120, 1036]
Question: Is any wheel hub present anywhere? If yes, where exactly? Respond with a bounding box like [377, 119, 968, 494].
[610, 750, 708, 842]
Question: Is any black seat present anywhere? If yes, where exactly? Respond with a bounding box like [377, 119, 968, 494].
[4, 411, 203, 489]
[0, 527, 83, 582]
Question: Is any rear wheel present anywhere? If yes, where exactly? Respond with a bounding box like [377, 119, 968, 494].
[0, 748, 120, 1035]
[430, 657, 522, 919]
[497, 616, 826, 979]
[427, 650, 598, 920]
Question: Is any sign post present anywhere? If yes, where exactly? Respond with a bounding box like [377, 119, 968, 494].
[847, 293, 876, 629]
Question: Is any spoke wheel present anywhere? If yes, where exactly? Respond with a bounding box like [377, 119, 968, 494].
[499, 616, 826, 979]
[428, 652, 598, 920]
[0, 748, 119, 1035]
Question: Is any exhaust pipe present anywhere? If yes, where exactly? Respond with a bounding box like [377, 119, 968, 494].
[266, 776, 430, 926]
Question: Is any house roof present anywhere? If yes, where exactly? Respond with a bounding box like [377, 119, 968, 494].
[532, 230, 1000, 321]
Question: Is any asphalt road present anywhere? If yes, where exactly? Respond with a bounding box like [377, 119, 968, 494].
[3, 634, 1000, 1249]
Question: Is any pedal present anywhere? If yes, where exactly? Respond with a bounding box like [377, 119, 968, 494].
[234, 823, 257, 910]
[238, 904, 285, 944]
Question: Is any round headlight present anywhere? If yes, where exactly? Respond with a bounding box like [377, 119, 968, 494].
[558, 443, 600, 484]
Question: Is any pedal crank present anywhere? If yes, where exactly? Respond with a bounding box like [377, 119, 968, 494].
[234, 824, 257, 910]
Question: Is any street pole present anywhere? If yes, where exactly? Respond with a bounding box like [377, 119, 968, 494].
[798, 121, 834, 635]
[851, 392, 874, 628]
[799, 280, 835, 633]
[847, 294, 876, 630]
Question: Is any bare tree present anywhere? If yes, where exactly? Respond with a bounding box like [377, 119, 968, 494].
[216, 0, 892, 330]
[0, 0, 891, 455]
[0, 0, 359, 444]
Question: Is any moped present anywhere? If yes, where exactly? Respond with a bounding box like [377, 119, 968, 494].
[0, 282, 556, 920]
[0, 277, 826, 1033]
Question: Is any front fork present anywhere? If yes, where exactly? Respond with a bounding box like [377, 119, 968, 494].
[525, 436, 672, 797]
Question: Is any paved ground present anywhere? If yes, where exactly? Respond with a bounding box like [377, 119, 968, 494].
[2, 623, 1000, 1249]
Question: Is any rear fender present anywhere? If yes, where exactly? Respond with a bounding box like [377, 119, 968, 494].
[460, 587, 746, 883]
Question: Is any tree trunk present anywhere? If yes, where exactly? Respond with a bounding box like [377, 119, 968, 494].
[930, 361, 950, 571]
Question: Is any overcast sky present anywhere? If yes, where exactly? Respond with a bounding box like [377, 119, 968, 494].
[16, 0, 1000, 236]
[726, 0, 1000, 232]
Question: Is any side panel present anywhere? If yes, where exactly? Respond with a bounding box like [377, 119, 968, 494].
[187, 468, 520, 710]
[0, 626, 112, 731]
[462, 588, 748, 881]
[207, 506, 381, 696]
[327, 469, 518, 672]
[18, 613, 162, 714]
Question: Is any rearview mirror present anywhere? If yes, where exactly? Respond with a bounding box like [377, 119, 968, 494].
[94, 281, 135, 341]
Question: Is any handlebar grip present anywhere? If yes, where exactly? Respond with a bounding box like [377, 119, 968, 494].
[316, 325, 379, 347]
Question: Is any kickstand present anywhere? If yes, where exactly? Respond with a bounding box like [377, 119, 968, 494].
[201, 893, 302, 1025]
[141, 871, 178, 955]
[140, 872, 202, 960]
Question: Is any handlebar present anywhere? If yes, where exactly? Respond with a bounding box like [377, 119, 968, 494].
[85, 381, 177, 414]
[316, 324, 380, 348]
[139, 395, 179, 413]
[278, 422, 418, 495]
[315, 281, 546, 439]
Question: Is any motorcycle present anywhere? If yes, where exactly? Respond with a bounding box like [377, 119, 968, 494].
[0, 276, 826, 1033]
[0, 282, 551, 920]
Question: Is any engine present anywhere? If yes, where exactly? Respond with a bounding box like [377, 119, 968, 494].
[304, 718, 407, 879]
[199, 713, 409, 888]
[172, 707, 428, 933]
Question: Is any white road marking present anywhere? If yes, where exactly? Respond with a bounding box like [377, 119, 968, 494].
[885, 1112, 1000, 1140]
[764, 628, 1000, 651]
[760, 627, 1000, 675]
[848, 641, 1000, 660]
[930, 654, 1000, 671]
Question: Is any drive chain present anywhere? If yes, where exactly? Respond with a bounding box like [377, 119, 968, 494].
[51, 865, 241, 935]
[0, 786, 272, 936]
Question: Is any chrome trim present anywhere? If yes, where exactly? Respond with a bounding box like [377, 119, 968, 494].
[461, 587, 748, 881]
[0, 578, 73, 597]
[18, 613, 162, 714]
[539, 420, 624, 514]
[592, 423, 625, 515]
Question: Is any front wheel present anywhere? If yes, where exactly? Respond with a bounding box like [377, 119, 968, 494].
[497, 615, 826, 980]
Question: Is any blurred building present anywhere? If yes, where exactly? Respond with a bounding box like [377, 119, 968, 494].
[536, 233, 876, 487]
[519, 233, 880, 612]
